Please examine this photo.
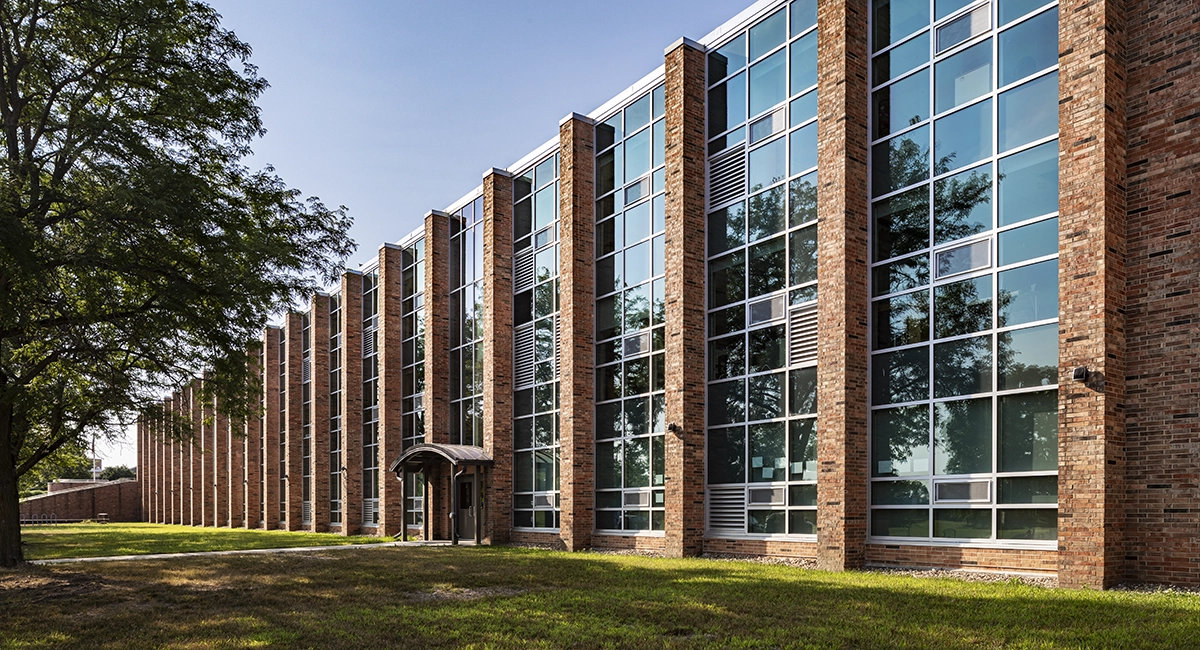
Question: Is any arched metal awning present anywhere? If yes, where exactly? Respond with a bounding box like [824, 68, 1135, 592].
[388, 443, 493, 476]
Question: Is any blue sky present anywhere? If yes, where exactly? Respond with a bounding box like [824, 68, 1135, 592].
[104, 0, 745, 467]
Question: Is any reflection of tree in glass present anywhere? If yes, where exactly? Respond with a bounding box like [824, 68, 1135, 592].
[748, 187, 785, 241]
[874, 405, 928, 476]
[935, 398, 990, 475]
[624, 438, 650, 487]
[789, 176, 816, 226]
[934, 169, 991, 244]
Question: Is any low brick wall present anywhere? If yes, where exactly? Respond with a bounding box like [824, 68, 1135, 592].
[19, 478, 141, 523]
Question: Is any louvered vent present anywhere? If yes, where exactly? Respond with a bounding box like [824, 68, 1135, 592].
[363, 498, 379, 525]
[514, 248, 536, 293]
[514, 323, 536, 388]
[789, 304, 818, 366]
[301, 501, 312, 524]
[934, 480, 991, 503]
[707, 485, 747, 533]
[302, 359, 311, 383]
[708, 144, 747, 210]
[553, 316, 561, 377]
[362, 330, 376, 357]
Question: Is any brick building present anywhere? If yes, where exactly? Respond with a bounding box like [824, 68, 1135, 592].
[137, 0, 1199, 588]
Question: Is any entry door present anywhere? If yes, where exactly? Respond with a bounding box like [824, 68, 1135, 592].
[456, 479, 474, 539]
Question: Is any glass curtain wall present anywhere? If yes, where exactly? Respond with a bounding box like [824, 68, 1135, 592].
[705, 0, 821, 537]
[594, 85, 668, 532]
[328, 294, 343, 525]
[400, 239, 426, 528]
[361, 270, 380, 527]
[512, 154, 561, 529]
[450, 197, 485, 447]
[868, 0, 1060, 542]
[301, 314, 312, 525]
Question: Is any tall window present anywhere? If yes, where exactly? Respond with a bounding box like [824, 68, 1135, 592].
[278, 327, 287, 524]
[705, 0, 821, 537]
[400, 238, 426, 529]
[301, 313, 312, 525]
[361, 270, 380, 526]
[868, 0, 1060, 542]
[258, 346, 266, 524]
[512, 154, 561, 529]
[594, 85, 668, 532]
[450, 198, 485, 447]
[329, 294, 343, 525]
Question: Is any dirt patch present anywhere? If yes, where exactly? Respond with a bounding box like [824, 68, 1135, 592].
[408, 585, 528, 602]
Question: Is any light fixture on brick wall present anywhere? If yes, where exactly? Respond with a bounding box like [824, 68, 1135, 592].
[1072, 366, 1089, 382]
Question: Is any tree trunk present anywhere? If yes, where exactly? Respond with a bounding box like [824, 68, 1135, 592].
[0, 402, 24, 566]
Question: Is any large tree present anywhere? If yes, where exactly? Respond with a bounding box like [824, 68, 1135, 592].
[0, 0, 353, 566]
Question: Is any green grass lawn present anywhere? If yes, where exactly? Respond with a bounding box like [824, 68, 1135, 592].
[19, 522, 387, 560]
[2, 540, 1198, 649]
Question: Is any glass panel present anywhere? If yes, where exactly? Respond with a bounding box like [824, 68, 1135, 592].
[597, 294, 622, 341]
[873, 405, 931, 478]
[935, 239, 989, 278]
[709, 250, 745, 308]
[535, 184, 556, 231]
[790, 122, 818, 175]
[709, 34, 746, 85]
[790, 483, 818, 506]
[625, 200, 651, 244]
[934, 335, 993, 398]
[872, 291, 930, 349]
[873, 254, 929, 296]
[998, 141, 1058, 226]
[998, 476, 1057, 504]
[748, 510, 787, 534]
[709, 334, 746, 381]
[653, 85, 665, 118]
[596, 145, 621, 196]
[790, 90, 817, 128]
[708, 379, 746, 426]
[936, 4, 990, 52]
[623, 437, 650, 488]
[791, 0, 817, 36]
[999, 389, 1058, 471]
[625, 128, 652, 182]
[625, 241, 651, 287]
[709, 305, 745, 338]
[789, 510, 818, 535]
[709, 73, 747, 138]
[789, 172, 818, 227]
[997, 508, 1057, 540]
[624, 282, 651, 333]
[936, 0, 976, 21]
[934, 39, 992, 113]
[999, 8, 1058, 86]
[625, 93, 652, 134]
[624, 357, 649, 396]
[998, 323, 1058, 389]
[748, 372, 786, 421]
[708, 202, 746, 256]
[871, 508, 930, 537]
[750, 50, 787, 117]
[872, 184, 930, 261]
[747, 235, 787, 298]
[707, 426, 746, 484]
[934, 165, 992, 245]
[934, 275, 992, 338]
[999, 217, 1057, 266]
[999, 72, 1057, 153]
[652, 435, 665, 485]
[934, 397, 992, 473]
[933, 509, 991, 538]
[873, 31, 929, 86]
[535, 157, 556, 188]
[748, 187, 786, 242]
[788, 419, 817, 480]
[873, 68, 929, 140]
[653, 119, 665, 168]
[749, 8, 787, 60]
[749, 137, 787, 192]
[749, 422, 786, 482]
[596, 218, 620, 258]
[998, 260, 1058, 326]
[872, 346, 930, 404]
[515, 417, 533, 449]
[873, 0, 930, 50]
[515, 451, 532, 492]
[872, 480, 930, 504]
[534, 449, 554, 491]
[596, 441, 621, 489]
[790, 31, 817, 95]
[1000, 0, 1048, 25]
[748, 325, 786, 373]
[872, 125, 930, 196]
[595, 402, 621, 440]
[934, 99, 992, 174]
[789, 225, 818, 286]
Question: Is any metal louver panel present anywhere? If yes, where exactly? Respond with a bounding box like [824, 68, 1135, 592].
[362, 330, 376, 358]
[708, 144, 746, 210]
[363, 499, 378, 525]
[514, 323, 536, 389]
[554, 316, 561, 377]
[789, 304, 819, 366]
[302, 359, 311, 383]
[301, 501, 312, 524]
[707, 485, 747, 533]
[514, 248, 536, 293]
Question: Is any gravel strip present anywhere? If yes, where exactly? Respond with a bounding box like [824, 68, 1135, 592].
[1112, 583, 1200, 596]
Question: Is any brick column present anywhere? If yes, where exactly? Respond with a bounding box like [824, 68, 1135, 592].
[243, 343, 263, 528]
[214, 402, 228, 527]
[424, 213, 452, 445]
[175, 392, 184, 524]
[662, 38, 708, 558]
[558, 113, 596, 551]
[262, 327, 281, 529]
[377, 244, 407, 537]
[227, 412, 244, 527]
[310, 293, 332, 532]
[189, 382, 202, 526]
[482, 168, 514, 544]
[137, 419, 145, 520]
[340, 271, 365, 535]
[1057, 0, 1127, 589]
[200, 379, 215, 526]
[283, 313, 304, 531]
[166, 396, 176, 524]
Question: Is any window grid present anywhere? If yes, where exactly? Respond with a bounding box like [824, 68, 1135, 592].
[329, 294, 343, 524]
[278, 327, 286, 524]
[301, 313, 312, 525]
[400, 239, 426, 528]
[361, 270, 380, 526]
[450, 197, 486, 447]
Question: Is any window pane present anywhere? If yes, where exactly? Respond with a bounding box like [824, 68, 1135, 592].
[789, 225, 818, 286]
[596, 441, 622, 489]
[1000, 0, 1048, 25]
[596, 402, 621, 440]
[597, 294, 622, 340]
[790, 122, 818, 175]
[597, 219, 620, 258]
[873, 405, 931, 477]
[872, 184, 930, 261]
[872, 125, 930, 196]
[535, 184, 557, 231]
[934, 165, 992, 245]
[709, 334, 746, 381]
[997, 508, 1057, 540]
[999, 8, 1058, 86]
[625, 200, 651, 244]
[790, 90, 818, 128]
[709, 305, 745, 338]
[748, 235, 787, 298]
[873, 254, 929, 296]
[873, 31, 928, 86]
[873, 68, 929, 139]
[625, 127, 652, 182]
[709, 73, 747, 138]
[998, 323, 1058, 390]
[934, 275, 992, 339]
[750, 8, 786, 60]
[748, 325, 786, 373]
[790, 31, 818, 95]
[748, 372, 786, 422]
[748, 187, 786, 242]
[934, 99, 992, 174]
[624, 357, 649, 396]
[934, 397, 992, 474]
[873, 0, 930, 50]
[872, 508, 930, 537]
[998, 260, 1058, 326]
[872, 346, 930, 405]
[934, 335, 993, 398]
[872, 291, 930, 349]
[935, 0, 975, 20]
[998, 141, 1058, 226]
[935, 239, 989, 278]
[709, 34, 746, 84]
[709, 250, 746, 308]
[625, 93, 651, 134]
[999, 476, 1058, 504]
[625, 241, 651, 287]
[789, 172, 818, 227]
[709, 379, 746, 426]
[999, 389, 1058, 471]
[933, 509, 991, 538]
[515, 451, 533, 492]
[789, 419, 818, 480]
[789, 510, 818, 535]
[709, 202, 746, 256]
[750, 50, 787, 117]
[999, 217, 1057, 266]
[534, 449, 554, 491]
[872, 480, 930, 505]
[934, 39, 992, 112]
[708, 426, 746, 484]
[749, 137, 788, 191]
[749, 510, 787, 533]
[749, 422, 786, 482]
[624, 282, 651, 332]
[623, 437, 650, 488]
[999, 72, 1058, 152]
[791, 0, 817, 36]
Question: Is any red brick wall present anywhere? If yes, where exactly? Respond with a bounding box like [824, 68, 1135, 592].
[20, 479, 141, 523]
[482, 169, 514, 544]
[310, 294, 332, 532]
[377, 244, 407, 537]
[591, 534, 668, 553]
[339, 272, 365, 535]
[865, 544, 1058, 575]
[1122, 0, 1200, 587]
[701, 538, 817, 559]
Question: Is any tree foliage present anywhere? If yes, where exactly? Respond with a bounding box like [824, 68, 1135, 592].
[0, 0, 354, 566]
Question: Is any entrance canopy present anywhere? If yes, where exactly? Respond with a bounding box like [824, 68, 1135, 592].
[388, 443, 493, 477]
